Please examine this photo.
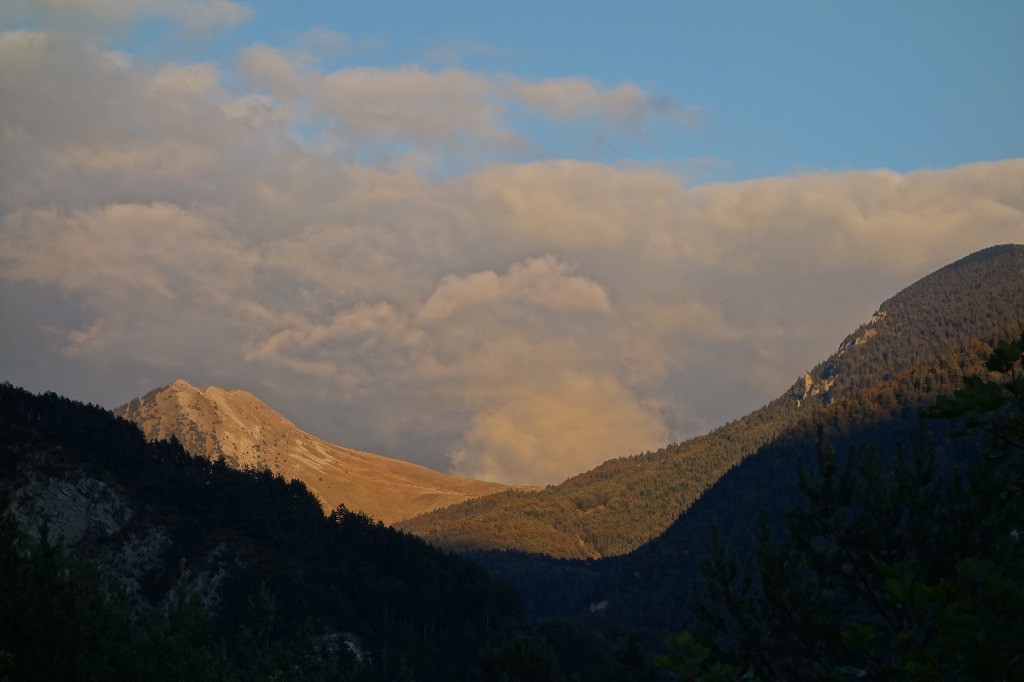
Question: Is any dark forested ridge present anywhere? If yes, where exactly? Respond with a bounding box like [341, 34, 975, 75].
[399, 244, 1024, 559]
[478, 333, 1004, 630]
[0, 382, 658, 680]
[653, 333, 1024, 680]
[0, 383, 528, 680]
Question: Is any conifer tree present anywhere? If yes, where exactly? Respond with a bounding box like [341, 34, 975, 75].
[661, 333, 1024, 680]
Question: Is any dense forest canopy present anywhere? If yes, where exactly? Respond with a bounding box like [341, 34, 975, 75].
[659, 333, 1024, 680]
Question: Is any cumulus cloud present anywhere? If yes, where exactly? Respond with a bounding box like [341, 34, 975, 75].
[239, 44, 308, 99]
[315, 66, 509, 150]
[419, 257, 612, 322]
[0, 202, 249, 301]
[449, 372, 669, 484]
[228, 47, 694, 162]
[2, 17, 1022, 484]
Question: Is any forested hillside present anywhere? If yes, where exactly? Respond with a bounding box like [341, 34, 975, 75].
[654, 333, 1024, 679]
[399, 245, 1024, 559]
[1, 382, 662, 680]
[476, 331, 1007, 629]
[0, 384, 525, 680]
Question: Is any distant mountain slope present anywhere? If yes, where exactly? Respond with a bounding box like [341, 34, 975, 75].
[473, 332, 1009, 631]
[115, 380, 513, 524]
[398, 244, 1024, 558]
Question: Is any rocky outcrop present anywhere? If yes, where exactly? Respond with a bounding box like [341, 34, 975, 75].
[116, 380, 515, 524]
[5, 452, 229, 614]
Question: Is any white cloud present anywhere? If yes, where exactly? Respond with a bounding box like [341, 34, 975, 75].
[419, 256, 612, 322]
[239, 44, 308, 99]
[514, 78, 647, 123]
[315, 66, 511, 151]
[2, 19, 1022, 484]
[0, 202, 250, 301]
[449, 372, 669, 484]
[510, 77, 697, 130]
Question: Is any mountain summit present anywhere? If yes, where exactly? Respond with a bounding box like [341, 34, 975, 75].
[115, 380, 513, 524]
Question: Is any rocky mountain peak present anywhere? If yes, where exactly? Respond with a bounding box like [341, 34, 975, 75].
[115, 382, 515, 524]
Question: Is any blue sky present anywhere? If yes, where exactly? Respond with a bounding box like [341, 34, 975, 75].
[2, 1, 1022, 484]
[111, 0, 1024, 179]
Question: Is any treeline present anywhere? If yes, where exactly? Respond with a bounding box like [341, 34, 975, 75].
[466, 331, 1002, 628]
[458, 332, 1022, 682]
[0, 382, 653, 680]
[399, 244, 1024, 559]
[658, 333, 1024, 680]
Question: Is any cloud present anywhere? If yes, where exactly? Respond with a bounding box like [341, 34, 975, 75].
[2, 19, 1023, 484]
[514, 78, 646, 123]
[511, 77, 697, 129]
[230, 48, 694, 161]
[3, 0, 251, 34]
[0, 202, 250, 301]
[297, 27, 349, 56]
[456, 160, 685, 252]
[315, 66, 511, 151]
[309, 69, 693, 155]
[239, 44, 309, 99]
[245, 303, 424, 390]
[680, 162, 1024, 276]
[419, 256, 612, 322]
[449, 372, 669, 484]
[148, 0, 251, 35]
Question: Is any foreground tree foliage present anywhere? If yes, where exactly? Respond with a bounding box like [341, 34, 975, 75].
[661, 333, 1024, 680]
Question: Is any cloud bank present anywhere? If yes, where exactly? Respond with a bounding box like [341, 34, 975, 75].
[1, 19, 1022, 484]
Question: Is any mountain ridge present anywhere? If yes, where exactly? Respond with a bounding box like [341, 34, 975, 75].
[0, 381, 531, 680]
[398, 244, 1024, 558]
[115, 379, 519, 525]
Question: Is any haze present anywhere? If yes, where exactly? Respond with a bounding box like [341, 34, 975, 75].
[2, 1, 1022, 485]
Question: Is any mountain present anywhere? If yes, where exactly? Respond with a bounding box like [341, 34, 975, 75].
[115, 379, 514, 525]
[476, 333, 1004, 629]
[1, 381, 656, 679]
[4, 246, 1020, 678]
[0, 382, 529, 680]
[456, 244, 1024, 635]
[398, 244, 1024, 559]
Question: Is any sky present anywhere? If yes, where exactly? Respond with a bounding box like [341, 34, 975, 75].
[1, 1, 1023, 485]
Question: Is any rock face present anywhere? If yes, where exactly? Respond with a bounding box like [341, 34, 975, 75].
[6, 460, 180, 613]
[115, 380, 512, 524]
